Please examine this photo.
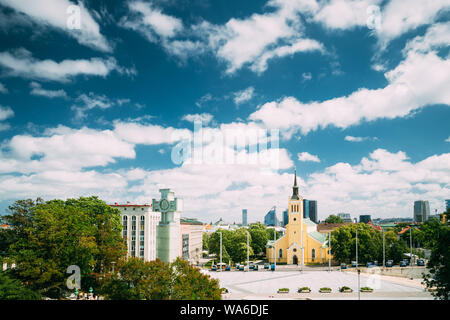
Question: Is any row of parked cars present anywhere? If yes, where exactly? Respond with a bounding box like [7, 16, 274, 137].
[340, 258, 425, 269]
[210, 263, 277, 271]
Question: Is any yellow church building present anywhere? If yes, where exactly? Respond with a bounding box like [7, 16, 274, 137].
[266, 170, 331, 265]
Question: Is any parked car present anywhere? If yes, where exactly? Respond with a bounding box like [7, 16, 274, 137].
[264, 263, 269, 270]
[373, 261, 378, 266]
[270, 264, 276, 271]
[239, 265, 245, 271]
[249, 264, 255, 270]
[341, 263, 347, 269]
[351, 261, 357, 268]
[211, 265, 217, 271]
[366, 262, 372, 268]
[225, 265, 231, 271]
[386, 260, 393, 267]
[400, 261, 407, 267]
[253, 265, 259, 271]
[417, 259, 425, 266]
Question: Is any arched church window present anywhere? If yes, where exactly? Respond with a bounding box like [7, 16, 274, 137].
[279, 249, 282, 258]
[312, 249, 316, 260]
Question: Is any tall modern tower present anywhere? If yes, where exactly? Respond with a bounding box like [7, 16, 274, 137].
[242, 209, 248, 226]
[264, 206, 278, 226]
[446, 199, 450, 211]
[282, 209, 289, 226]
[414, 200, 430, 223]
[153, 189, 182, 263]
[308, 200, 318, 223]
[303, 200, 310, 219]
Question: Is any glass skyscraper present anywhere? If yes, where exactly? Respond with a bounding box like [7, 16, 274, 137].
[264, 206, 278, 226]
[303, 199, 318, 223]
[414, 200, 430, 222]
[282, 209, 289, 226]
[242, 209, 247, 226]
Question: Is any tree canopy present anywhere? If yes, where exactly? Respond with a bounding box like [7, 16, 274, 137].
[1, 196, 126, 298]
[325, 215, 345, 224]
[100, 257, 221, 300]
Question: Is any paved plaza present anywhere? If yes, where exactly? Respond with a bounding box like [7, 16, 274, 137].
[206, 269, 434, 300]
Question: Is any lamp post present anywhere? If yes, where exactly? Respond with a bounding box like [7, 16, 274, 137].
[274, 228, 277, 266]
[328, 231, 331, 272]
[410, 226, 413, 266]
[382, 228, 385, 268]
[219, 231, 222, 272]
[247, 231, 250, 272]
[356, 227, 360, 300]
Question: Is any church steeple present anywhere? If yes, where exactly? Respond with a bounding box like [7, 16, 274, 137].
[291, 168, 299, 200]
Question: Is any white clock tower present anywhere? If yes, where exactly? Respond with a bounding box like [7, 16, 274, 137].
[152, 188, 182, 263]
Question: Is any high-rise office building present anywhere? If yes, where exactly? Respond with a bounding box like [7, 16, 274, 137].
[242, 209, 248, 226]
[337, 213, 352, 223]
[446, 199, 450, 211]
[414, 200, 430, 223]
[264, 206, 278, 226]
[308, 200, 318, 223]
[303, 200, 310, 219]
[282, 209, 289, 226]
[360, 215, 371, 224]
[303, 199, 318, 223]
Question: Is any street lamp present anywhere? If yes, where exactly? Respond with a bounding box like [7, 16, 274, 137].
[219, 231, 222, 273]
[356, 227, 360, 300]
[247, 231, 250, 272]
[328, 231, 331, 272]
[274, 228, 277, 267]
[382, 228, 385, 268]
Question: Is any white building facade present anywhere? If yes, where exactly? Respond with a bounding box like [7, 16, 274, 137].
[110, 204, 161, 261]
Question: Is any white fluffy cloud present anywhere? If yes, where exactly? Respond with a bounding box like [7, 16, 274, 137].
[30, 82, 68, 99]
[0, 105, 14, 122]
[0, 0, 112, 52]
[182, 113, 214, 125]
[306, 149, 450, 219]
[121, 1, 183, 41]
[345, 135, 378, 142]
[249, 50, 450, 136]
[0, 48, 120, 82]
[297, 152, 320, 163]
[0, 82, 7, 94]
[234, 87, 255, 105]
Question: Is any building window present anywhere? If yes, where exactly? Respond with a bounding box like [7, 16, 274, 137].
[312, 249, 316, 261]
[279, 248, 282, 258]
[182, 234, 189, 260]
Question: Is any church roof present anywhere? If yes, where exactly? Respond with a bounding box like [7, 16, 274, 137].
[291, 168, 300, 200]
[309, 230, 327, 244]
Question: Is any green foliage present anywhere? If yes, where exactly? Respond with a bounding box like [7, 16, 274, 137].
[330, 223, 408, 264]
[0, 270, 41, 300]
[325, 215, 344, 224]
[248, 223, 269, 255]
[208, 227, 256, 263]
[202, 233, 210, 251]
[3, 197, 126, 298]
[100, 257, 221, 300]
[420, 220, 450, 300]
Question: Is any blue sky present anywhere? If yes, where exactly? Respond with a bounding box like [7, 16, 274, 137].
[0, 0, 449, 224]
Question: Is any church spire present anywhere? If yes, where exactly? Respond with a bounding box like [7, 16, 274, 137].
[291, 167, 299, 200]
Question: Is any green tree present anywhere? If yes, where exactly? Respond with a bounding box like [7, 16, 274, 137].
[228, 228, 253, 263]
[420, 219, 450, 300]
[5, 197, 126, 298]
[202, 233, 210, 251]
[325, 215, 344, 224]
[100, 257, 221, 300]
[248, 223, 269, 255]
[0, 270, 41, 300]
[208, 229, 232, 263]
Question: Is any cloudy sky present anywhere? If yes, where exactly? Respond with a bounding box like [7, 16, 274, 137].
[0, 0, 449, 224]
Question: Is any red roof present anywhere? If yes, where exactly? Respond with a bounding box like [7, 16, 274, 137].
[109, 203, 152, 207]
[398, 226, 411, 235]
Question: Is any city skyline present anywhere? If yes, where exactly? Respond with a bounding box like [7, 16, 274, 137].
[0, 0, 449, 224]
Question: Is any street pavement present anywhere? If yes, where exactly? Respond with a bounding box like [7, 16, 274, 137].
[206, 268, 434, 300]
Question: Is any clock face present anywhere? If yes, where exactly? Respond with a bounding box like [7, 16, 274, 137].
[160, 199, 169, 211]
